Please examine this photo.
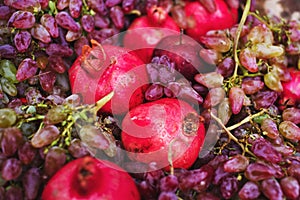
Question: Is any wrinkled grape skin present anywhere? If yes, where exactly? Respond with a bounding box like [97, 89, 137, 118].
[251, 139, 282, 163]
[8, 11, 35, 29]
[244, 163, 276, 181]
[251, 90, 278, 110]
[220, 176, 238, 199]
[238, 181, 260, 200]
[282, 107, 300, 124]
[280, 176, 300, 199]
[31, 125, 60, 148]
[279, 121, 300, 141]
[261, 118, 279, 139]
[40, 14, 59, 38]
[241, 77, 264, 95]
[14, 30, 31, 53]
[55, 11, 80, 32]
[223, 154, 249, 173]
[261, 178, 284, 200]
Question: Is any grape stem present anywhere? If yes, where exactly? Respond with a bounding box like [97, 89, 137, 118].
[210, 112, 256, 157]
[232, 0, 252, 81]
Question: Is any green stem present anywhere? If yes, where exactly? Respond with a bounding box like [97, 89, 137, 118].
[232, 0, 252, 80]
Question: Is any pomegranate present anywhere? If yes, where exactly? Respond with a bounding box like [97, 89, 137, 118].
[42, 156, 140, 200]
[68, 40, 149, 115]
[121, 98, 205, 170]
[123, 5, 180, 63]
[281, 68, 300, 106]
[184, 0, 238, 41]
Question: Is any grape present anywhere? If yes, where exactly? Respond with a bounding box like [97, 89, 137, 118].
[282, 107, 300, 124]
[247, 24, 274, 45]
[239, 48, 258, 73]
[0, 108, 17, 128]
[264, 71, 283, 92]
[261, 178, 284, 200]
[87, 0, 108, 16]
[66, 27, 82, 42]
[14, 30, 32, 53]
[94, 14, 110, 29]
[47, 55, 67, 74]
[280, 176, 299, 199]
[44, 146, 66, 177]
[1, 77, 17, 96]
[25, 87, 43, 104]
[30, 23, 51, 43]
[22, 168, 42, 200]
[203, 87, 225, 108]
[110, 6, 125, 30]
[31, 125, 60, 148]
[279, 121, 300, 141]
[16, 58, 38, 82]
[158, 192, 178, 200]
[39, 69, 56, 92]
[220, 176, 238, 199]
[194, 72, 224, 88]
[238, 181, 260, 200]
[81, 15, 95, 33]
[1, 127, 23, 156]
[40, 14, 59, 38]
[261, 118, 279, 139]
[68, 139, 90, 158]
[229, 87, 244, 115]
[122, 0, 135, 13]
[223, 154, 249, 173]
[145, 84, 164, 101]
[217, 98, 232, 125]
[159, 175, 178, 192]
[0, 44, 17, 59]
[18, 142, 38, 165]
[74, 36, 89, 56]
[212, 163, 231, 185]
[251, 139, 282, 163]
[69, 0, 82, 18]
[45, 43, 73, 57]
[0, 61, 16, 84]
[244, 162, 276, 181]
[55, 11, 80, 32]
[0, 5, 14, 20]
[199, 35, 232, 53]
[199, 48, 222, 65]
[1, 158, 22, 181]
[39, 0, 49, 9]
[79, 125, 110, 150]
[4, 186, 23, 200]
[57, 0, 69, 10]
[251, 89, 278, 110]
[8, 11, 35, 29]
[241, 77, 264, 95]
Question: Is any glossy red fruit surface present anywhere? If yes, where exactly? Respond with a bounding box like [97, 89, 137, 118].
[42, 156, 140, 200]
[121, 98, 205, 169]
[69, 40, 149, 115]
[281, 68, 300, 106]
[123, 6, 180, 63]
[184, 0, 238, 41]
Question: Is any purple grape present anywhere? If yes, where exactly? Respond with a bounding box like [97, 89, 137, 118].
[1, 158, 22, 181]
[122, 0, 135, 13]
[66, 27, 82, 42]
[216, 57, 235, 78]
[56, 0, 69, 10]
[44, 146, 66, 177]
[87, 0, 108, 15]
[212, 163, 231, 185]
[30, 23, 51, 43]
[31, 125, 60, 148]
[94, 14, 110, 29]
[81, 14, 95, 33]
[74, 36, 89, 56]
[158, 192, 178, 200]
[69, 0, 82, 18]
[110, 6, 125, 29]
[238, 181, 260, 200]
[244, 162, 276, 181]
[14, 30, 31, 53]
[220, 176, 238, 199]
[39, 0, 49, 9]
[159, 175, 179, 192]
[1, 127, 23, 156]
[5, 0, 40, 10]
[0, 5, 14, 20]
[4, 186, 23, 200]
[0, 44, 17, 59]
[280, 176, 299, 199]
[251, 89, 278, 110]
[55, 11, 80, 32]
[45, 43, 73, 57]
[261, 178, 284, 200]
[18, 142, 37, 165]
[68, 139, 90, 158]
[40, 14, 59, 38]
[16, 58, 38, 82]
[105, 0, 122, 7]
[22, 168, 42, 200]
[145, 84, 164, 101]
[48, 55, 67, 73]
[223, 154, 249, 173]
[251, 138, 282, 163]
[39, 69, 56, 92]
[8, 11, 35, 29]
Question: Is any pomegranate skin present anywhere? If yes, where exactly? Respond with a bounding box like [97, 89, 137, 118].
[184, 0, 238, 41]
[281, 68, 300, 106]
[123, 15, 180, 63]
[42, 156, 140, 200]
[121, 98, 205, 170]
[69, 43, 149, 115]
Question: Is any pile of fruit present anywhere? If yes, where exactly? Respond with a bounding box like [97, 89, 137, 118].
[0, 0, 300, 199]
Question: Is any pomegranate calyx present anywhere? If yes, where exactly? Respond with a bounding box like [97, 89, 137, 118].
[147, 5, 167, 25]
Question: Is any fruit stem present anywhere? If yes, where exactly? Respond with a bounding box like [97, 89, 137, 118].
[211, 112, 255, 157]
[226, 109, 266, 131]
[232, 0, 252, 81]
